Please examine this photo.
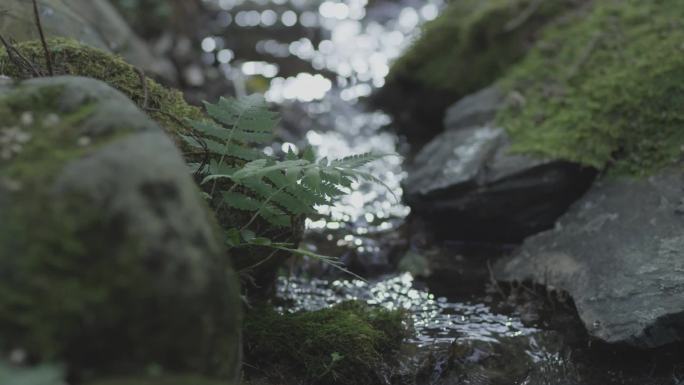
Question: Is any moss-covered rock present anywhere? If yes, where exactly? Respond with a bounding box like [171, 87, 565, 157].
[0, 76, 241, 382]
[497, 0, 684, 175]
[0, 0, 173, 78]
[375, 0, 584, 144]
[0, 38, 202, 142]
[243, 301, 410, 385]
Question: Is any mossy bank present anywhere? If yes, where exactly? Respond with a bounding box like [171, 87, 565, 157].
[375, 0, 584, 144]
[243, 301, 410, 385]
[497, 0, 684, 175]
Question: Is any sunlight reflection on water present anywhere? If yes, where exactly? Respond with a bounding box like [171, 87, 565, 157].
[205, 0, 444, 102]
[277, 273, 539, 346]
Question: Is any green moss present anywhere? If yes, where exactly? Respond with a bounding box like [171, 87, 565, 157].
[389, 0, 579, 96]
[0, 38, 202, 141]
[0, 81, 140, 363]
[496, 0, 684, 175]
[243, 301, 410, 385]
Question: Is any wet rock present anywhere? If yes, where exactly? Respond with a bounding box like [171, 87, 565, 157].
[403, 122, 596, 242]
[443, 85, 505, 131]
[0, 0, 174, 79]
[0, 76, 240, 380]
[495, 167, 684, 348]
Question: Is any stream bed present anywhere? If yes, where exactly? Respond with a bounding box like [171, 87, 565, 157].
[196, 0, 684, 384]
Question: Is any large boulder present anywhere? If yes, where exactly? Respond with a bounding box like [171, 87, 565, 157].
[495, 166, 684, 348]
[403, 86, 595, 242]
[0, 76, 241, 381]
[373, 0, 585, 146]
[0, 0, 174, 79]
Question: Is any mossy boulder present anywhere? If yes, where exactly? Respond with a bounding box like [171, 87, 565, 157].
[0, 0, 173, 79]
[0, 76, 241, 382]
[243, 301, 410, 385]
[375, 0, 584, 145]
[497, 0, 684, 176]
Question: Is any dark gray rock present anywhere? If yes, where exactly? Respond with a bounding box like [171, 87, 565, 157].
[403, 124, 595, 242]
[495, 167, 684, 347]
[444, 85, 505, 131]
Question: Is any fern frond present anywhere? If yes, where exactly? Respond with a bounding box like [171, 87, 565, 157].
[241, 177, 314, 215]
[331, 152, 385, 168]
[204, 95, 279, 132]
[189, 120, 273, 143]
[222, 191, 290, 227]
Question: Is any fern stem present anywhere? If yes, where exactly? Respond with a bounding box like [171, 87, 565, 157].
[210, 109, 246, 197]
[237, 248, 280, 273]
[240, 183, 291, 231]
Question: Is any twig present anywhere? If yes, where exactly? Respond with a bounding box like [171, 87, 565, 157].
[504, 0, 543, 32]
[32, 0, 53, 76]
[565, 33, 601, 80]
[0, 34, 42, 77]
[135, 68, 149, 109]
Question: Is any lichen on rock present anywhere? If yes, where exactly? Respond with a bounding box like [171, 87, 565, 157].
[497, 0, 684, 175]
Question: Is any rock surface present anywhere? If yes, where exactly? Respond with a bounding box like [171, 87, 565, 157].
[403, 87, 595, 242]
[443, 85, 505, 132]
[0, 0, 173, 78]
[0, 76, 240, 380]
[495, 167, 684, 348]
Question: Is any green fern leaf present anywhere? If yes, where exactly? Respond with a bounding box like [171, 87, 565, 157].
[332, 152, 385, 168]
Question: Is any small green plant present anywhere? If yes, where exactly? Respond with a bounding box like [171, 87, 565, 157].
[184, 94, 392, 274]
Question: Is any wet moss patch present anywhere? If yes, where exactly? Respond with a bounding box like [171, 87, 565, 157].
[243, 301, 410, 385]
[497, 0, 684, 175]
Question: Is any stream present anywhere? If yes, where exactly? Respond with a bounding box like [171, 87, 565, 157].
[199, 1, 684, 384]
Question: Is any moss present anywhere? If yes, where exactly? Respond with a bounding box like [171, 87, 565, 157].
[243, 301, 410, 385]
[0, 38, 202, 142]
[496, 0, 684, 175]
[389, 0, 580, 96]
